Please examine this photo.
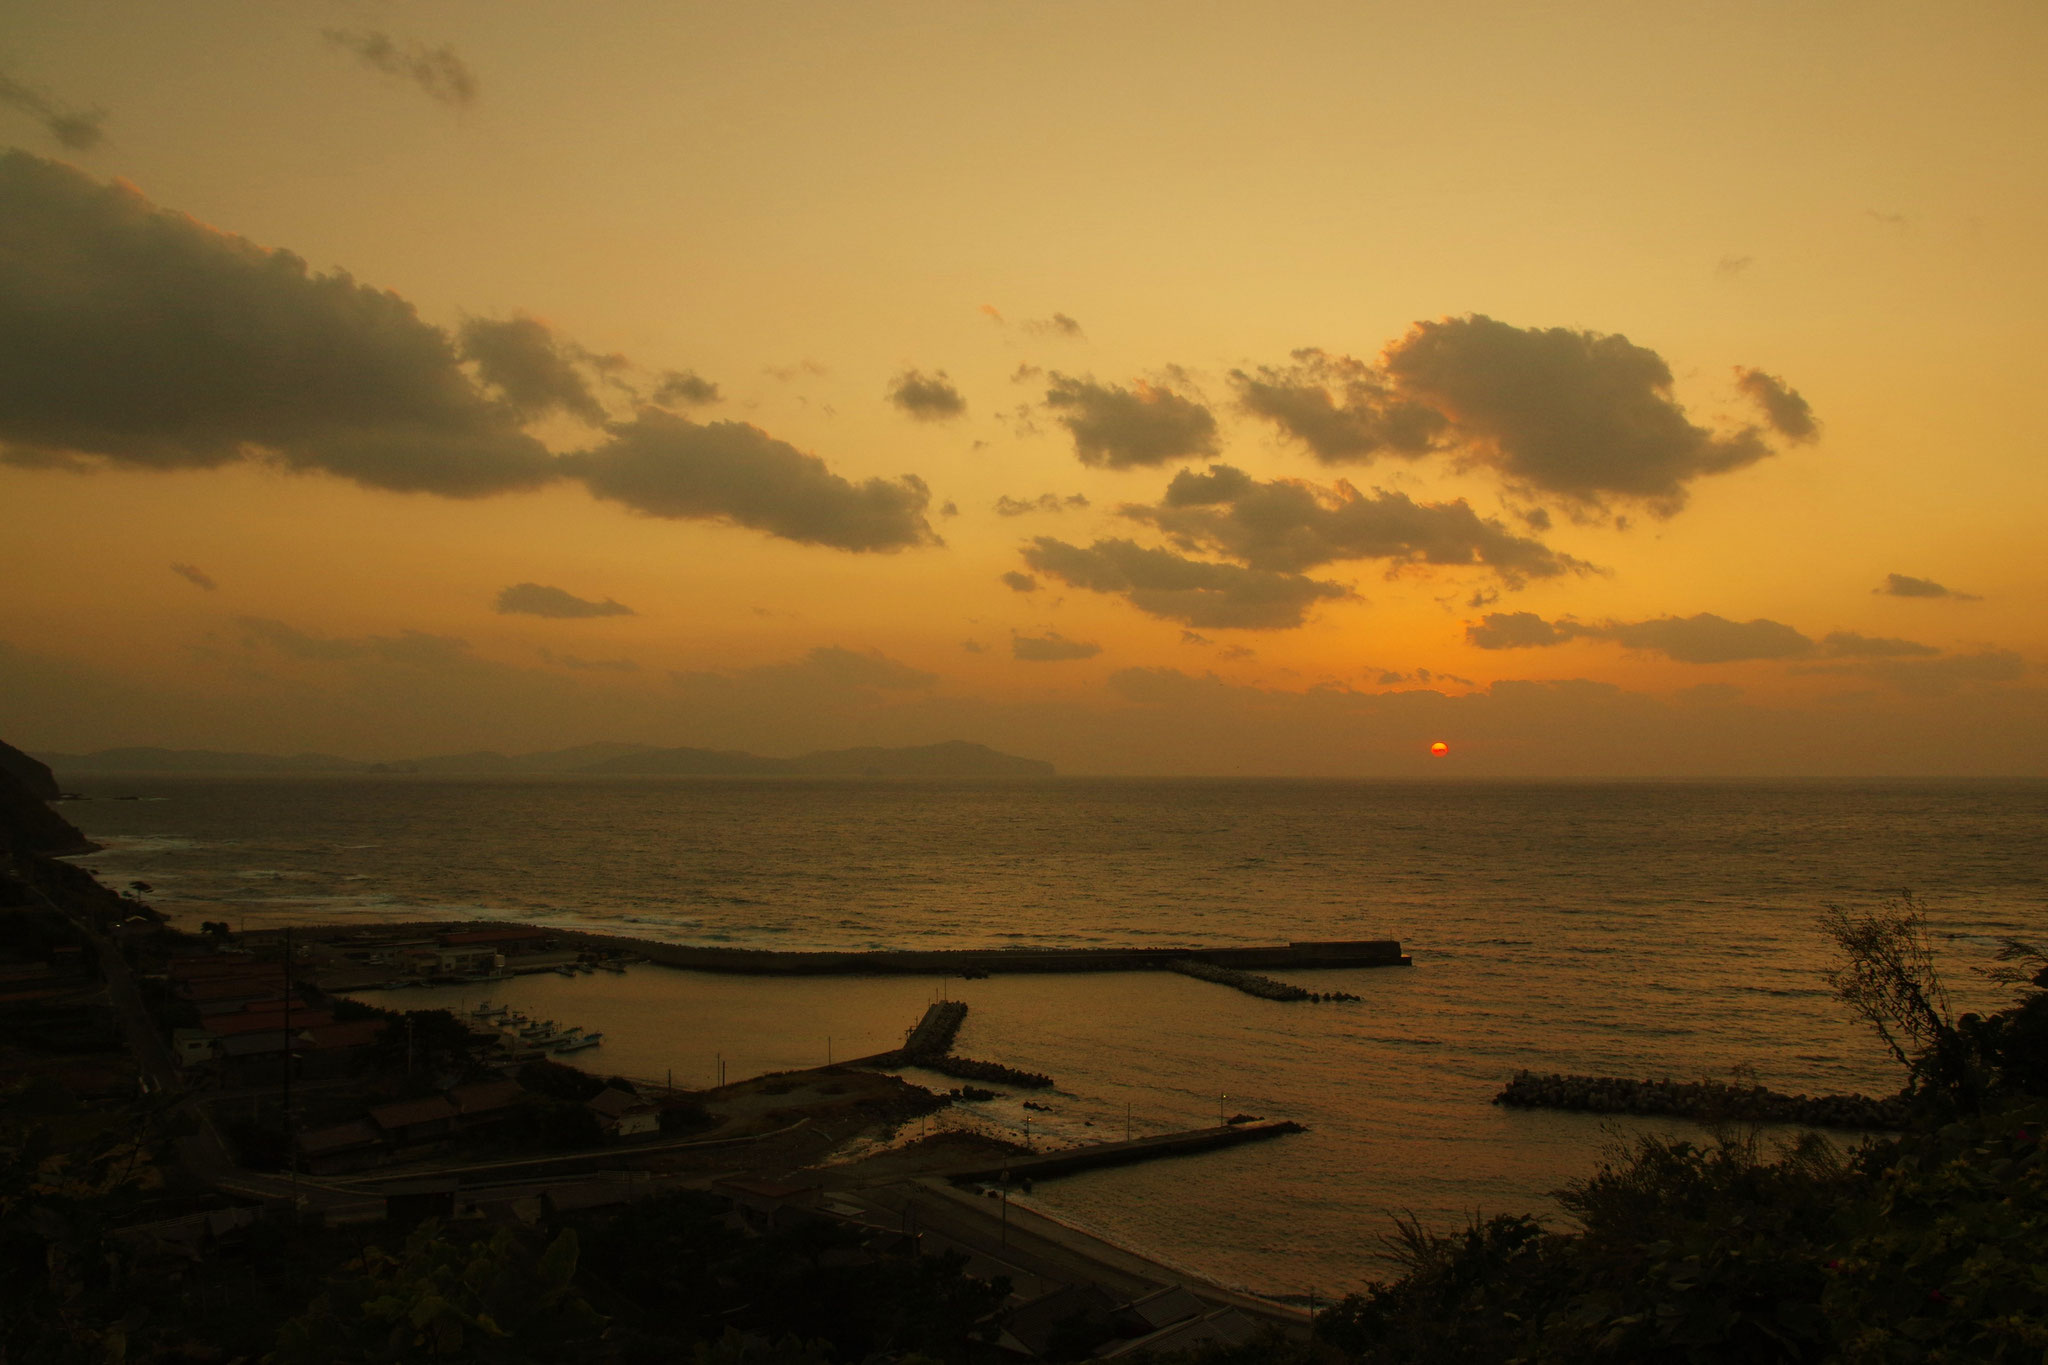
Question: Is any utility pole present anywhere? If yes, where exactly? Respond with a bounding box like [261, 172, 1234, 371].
[283, 927, 297, 1206]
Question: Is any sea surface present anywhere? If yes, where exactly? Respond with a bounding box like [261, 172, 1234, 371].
[56, 775, 2048, 1298]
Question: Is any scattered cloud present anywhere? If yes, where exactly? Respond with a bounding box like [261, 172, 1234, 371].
[994, 492, 1089, 517]
[1464, 611, 1570, 650]
[322, 29, 478, 107]
[1122, 463, 1591, 584]
[0, 151, 554, 495]
[1375, 666, 1473, 688]
[1043, 374, 1218, 469]
[1180, 631, 1210, 645]
[1716, 255, 1753, 276]
[1012, 631, 1101, 662]
[961, 639, 986, 654]
[1231, 348, 1444, 463]
[1381, 315, 1793, 514]
[1866, 209, 1910, 228]
[459, 315, 606, 423]
[0, 69, 106, 149]
[1877, 573, 1979, 601]
[0, 151, 946, 556]
[568, 412, 938, 552]
[652, 370, 721, 408]
[885, 368, 966, 421]
[1025, 313, 1085, 339]
[1733, 367, 1819, 441]
[1001, 571, 1039, 593]
[494, 582, 635, 619]
[764, 359, 829, 383]
[169, 563, 217, 591]
[1021, 536, 1348, 631]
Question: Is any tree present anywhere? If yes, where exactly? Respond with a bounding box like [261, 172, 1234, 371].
[1817, 894, 1980, 1112]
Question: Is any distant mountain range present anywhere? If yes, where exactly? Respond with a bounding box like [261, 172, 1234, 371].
[37, 739, 1055, 779]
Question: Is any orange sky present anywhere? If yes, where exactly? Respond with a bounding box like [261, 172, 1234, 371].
[1, 2, 2043, 774]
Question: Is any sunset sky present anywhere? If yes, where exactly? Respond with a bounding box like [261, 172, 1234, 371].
[2, 2, 2044, 775]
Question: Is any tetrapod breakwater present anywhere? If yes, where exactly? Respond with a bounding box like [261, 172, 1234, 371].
[1493, 1070, 1909, 1131]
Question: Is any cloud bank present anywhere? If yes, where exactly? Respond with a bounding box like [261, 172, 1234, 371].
[1012, 632, 1101, 662]
[0, 153, 937, 554]
[1467, 610, 1964, 670]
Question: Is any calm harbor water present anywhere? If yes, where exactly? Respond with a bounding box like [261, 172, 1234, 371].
[57, 775, 2048, 1297]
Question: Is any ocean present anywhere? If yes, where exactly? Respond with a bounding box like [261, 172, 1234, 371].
[55, 775, 2048, 1299]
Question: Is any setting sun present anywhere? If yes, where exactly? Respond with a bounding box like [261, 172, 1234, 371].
[1430, 742, 1450, 757]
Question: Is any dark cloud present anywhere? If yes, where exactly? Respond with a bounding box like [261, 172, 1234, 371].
[653, 370, 721, 407]
[1465, 611, 1814, 663]
[1001, 571, 1039, 593]
[1123, 464, 1589, 584]
[0, 70, 106, 150]
[322, 29, 478, 107]
[1043, 374, 1218, 469]
[886, 368, 966, 421]
[1021, 536, 1348, 631]
[1877, 573, 1978, 601]
[169, 563, 216, 592]
[1180, 631, 1211, 645]
[1382, 315, 1781, 513]
[994, 492, 1089, 517]
[1816, 631, 1938, 659]
[567, 412, 937, 552]
[494, 583, 635, 619]
[1464, 611, 1570, 650]
[459, 315, 606, 423]
[1231, 348, 1444, 463]
[0, 151, 555, 495]
[1012, 632, 1102, 662]
[1734, 367, 1818, 441]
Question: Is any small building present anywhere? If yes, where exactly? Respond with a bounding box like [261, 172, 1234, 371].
[171, 1027, 219, 1067]
[586, 1086, 660, 1139]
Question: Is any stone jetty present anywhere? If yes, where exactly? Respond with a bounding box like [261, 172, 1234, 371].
[869, 1001, 1056, 1089]
[1493, 1070, 1909, 1131]
[945, 1120, 1306, 1183]
[1167, 958, 1359, 1003]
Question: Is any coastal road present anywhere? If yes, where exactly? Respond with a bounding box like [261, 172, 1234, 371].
[847, 1176, 1309, 1335]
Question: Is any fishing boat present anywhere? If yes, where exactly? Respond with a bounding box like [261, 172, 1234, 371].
[552, 1032, 602, 1052]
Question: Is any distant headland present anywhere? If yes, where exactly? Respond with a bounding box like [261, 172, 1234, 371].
[36, 738, 1055, 779]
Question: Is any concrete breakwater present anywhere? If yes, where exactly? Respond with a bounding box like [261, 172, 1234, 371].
[900, 1000, 967, 1059]
[1494, 1070, 1909, 1131]
[531, 928, 1410, 977]
[945, 1120, 1307, 1183]
[1167, 958, 1359, 1003]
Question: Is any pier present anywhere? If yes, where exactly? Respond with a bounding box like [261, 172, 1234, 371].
[944, 1120, 1307, 1183]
